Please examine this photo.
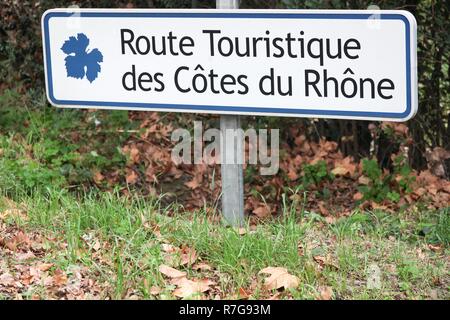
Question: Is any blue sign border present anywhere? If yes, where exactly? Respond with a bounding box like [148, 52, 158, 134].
[43, 11, 414, 119]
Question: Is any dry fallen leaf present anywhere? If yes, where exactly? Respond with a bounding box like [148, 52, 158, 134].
[161, 243, 178, 265]
[358, 176, 371, 185]
[319, 286, 333, 300]
[172, 278, 215, 298]
[331, 166, 349, 176]
[52, 270, 68, 286]
[353, 192, 364, 201]
[15, 251, 36, 261]
[253, 206, 271, 218]
[325, 216, 337, 224]
[37, 263, 54, 272]
[158, 265, 187, 278]
[258, 267, 299, 290]
[416, 248, 426, 260]
[93, 171, 104, 184]
[128, 146, 140, 164]
[162, 245, 197, 267]
[161, 243, 177, 253]
[180, 247, 197, 266]
[185, 178, 200, 190]
[287, 169, 299, 181]
[332, 157, 357, 176]
[92, 240, 101, 251]
[238, 287, 250, 299]
[318, 202, 330, 216]
[149, 286, 162, 295]
[428, 244, 442, 252]
[125, 169, 139, 184]
[313, 255, 339, 270]
[0, 273, 15, 286]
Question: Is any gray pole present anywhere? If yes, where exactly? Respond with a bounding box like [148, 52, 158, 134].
[216, 0, 239, 9]
[216, 0, 244, 226]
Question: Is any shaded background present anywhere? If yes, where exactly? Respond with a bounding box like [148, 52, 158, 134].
[1, 0, 449, 173]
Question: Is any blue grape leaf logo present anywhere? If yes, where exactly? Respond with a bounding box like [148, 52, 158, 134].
[61, 33, 103, 83]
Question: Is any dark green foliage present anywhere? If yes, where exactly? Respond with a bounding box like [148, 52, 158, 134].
[0, 89, 131, 195]
[393, 155, 416, 193]
[301, 160, 334, 187]
[359, 159, 392, 202]
[358, 157, 415, 203]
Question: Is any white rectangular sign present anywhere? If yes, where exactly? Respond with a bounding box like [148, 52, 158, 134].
[42, 9, 417, 121]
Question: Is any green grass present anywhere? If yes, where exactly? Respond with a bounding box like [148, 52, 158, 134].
[0, 187, 448, 300]
[0, 89, 131, 195]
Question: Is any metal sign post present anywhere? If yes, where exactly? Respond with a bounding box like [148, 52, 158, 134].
[216, 0, 245, 226]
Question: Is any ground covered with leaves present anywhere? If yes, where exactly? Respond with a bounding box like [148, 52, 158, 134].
[0, 89, 449, 300]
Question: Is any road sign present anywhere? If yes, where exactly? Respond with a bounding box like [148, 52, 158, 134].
[42, 8, 417, 121]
